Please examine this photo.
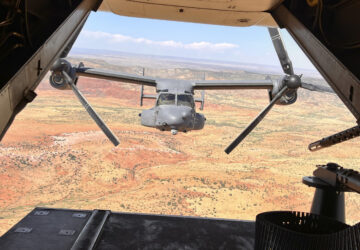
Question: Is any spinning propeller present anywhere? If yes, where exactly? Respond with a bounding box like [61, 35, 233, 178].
[50, 59, 120, 146]
[225, 28, 333, 154]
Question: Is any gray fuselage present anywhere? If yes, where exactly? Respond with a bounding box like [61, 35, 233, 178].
[140, 91, 205, 134]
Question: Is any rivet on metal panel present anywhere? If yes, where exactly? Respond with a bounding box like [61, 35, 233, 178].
[72, 213, 87, 218]
[238, 18, 249, 23]
[14, 227, 32, 233]
[34, 210, 50, 216]
[59, 229, 76, 236]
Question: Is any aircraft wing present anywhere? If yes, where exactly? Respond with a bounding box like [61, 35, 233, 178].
[76, 68, 157, 87]
[192, 79, 274, 90]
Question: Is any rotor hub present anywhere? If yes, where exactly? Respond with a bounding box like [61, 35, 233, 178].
[285, 75, 301, 89]
[51, 58, 72, 75]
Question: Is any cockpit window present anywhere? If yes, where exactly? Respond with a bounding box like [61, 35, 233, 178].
[157, 94, 175, 105]
[177, 94, 194, 108]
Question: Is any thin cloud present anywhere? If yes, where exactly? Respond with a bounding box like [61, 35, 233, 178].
[81, 30, 238, 50]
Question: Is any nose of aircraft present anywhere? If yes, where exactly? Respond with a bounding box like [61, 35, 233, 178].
[181, 108, 192, 120]
[157, 106, 192, 128]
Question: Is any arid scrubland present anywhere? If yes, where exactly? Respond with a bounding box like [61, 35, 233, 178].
[0, 57, 359, 235]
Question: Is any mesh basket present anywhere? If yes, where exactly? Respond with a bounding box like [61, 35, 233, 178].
[255, 211, 360, 250]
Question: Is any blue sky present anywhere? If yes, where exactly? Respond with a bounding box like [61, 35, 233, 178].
[73, 11, 316, 71]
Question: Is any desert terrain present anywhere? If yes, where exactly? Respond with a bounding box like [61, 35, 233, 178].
[0, 52, 360, 235]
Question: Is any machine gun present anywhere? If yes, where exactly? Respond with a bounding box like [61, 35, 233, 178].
[303, 162, 360, 223]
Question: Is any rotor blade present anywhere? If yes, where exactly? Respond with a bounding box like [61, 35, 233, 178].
[268, 28, 294, 75]
[193, 79, 274, 90]
[62, 71, 120, 146]
[301, 82, 333, 93]
[76, 67, 157, 87]
[225, 86, 288, 154]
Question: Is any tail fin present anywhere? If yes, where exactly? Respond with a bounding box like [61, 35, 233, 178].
[194, 72, 206, 110]
[195, 90, 205, 110]
[140, 85, 144, 106]
[140, 85, 156, 106]
[266, 75, 273, 102]
[140, 68, 157, 106]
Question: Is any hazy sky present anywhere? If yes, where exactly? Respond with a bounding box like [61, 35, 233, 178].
[73, 11, 317, 71]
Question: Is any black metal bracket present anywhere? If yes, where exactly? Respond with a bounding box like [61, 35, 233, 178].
[92, 0, 104, 11]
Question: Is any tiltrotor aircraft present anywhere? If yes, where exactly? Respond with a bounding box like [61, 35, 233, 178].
[1, 0, 360, 249]
[49, 28, 332, 153]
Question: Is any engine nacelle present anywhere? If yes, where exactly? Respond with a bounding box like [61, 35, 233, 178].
[193, 113, 205, 130]
[269, 77, 298, 105]
[140, 108, 156, 127]
[49, 59, 76, 90]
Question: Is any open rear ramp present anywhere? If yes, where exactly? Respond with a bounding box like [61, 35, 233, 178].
[0, 207, 255, 249]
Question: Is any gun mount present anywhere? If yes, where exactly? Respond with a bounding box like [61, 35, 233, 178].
[303, 163, 360, 222]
